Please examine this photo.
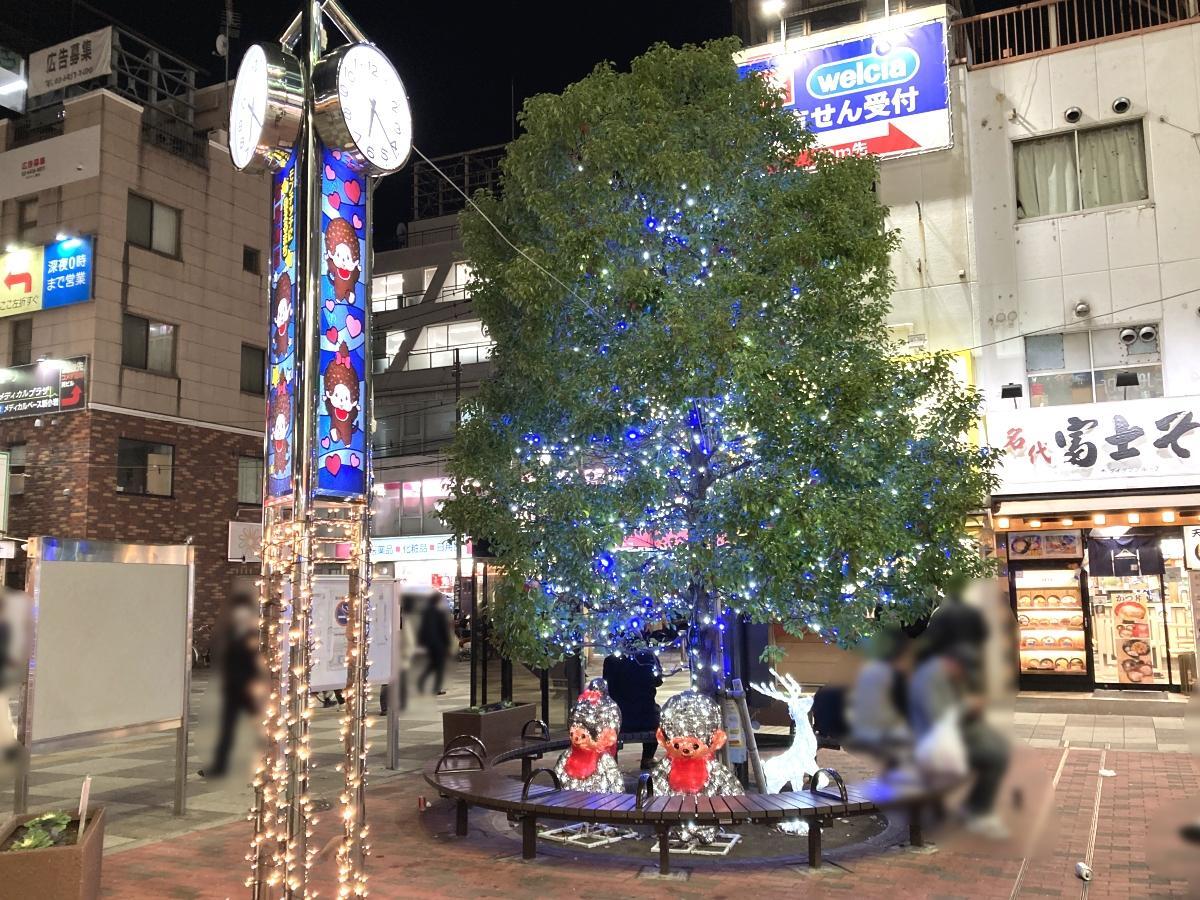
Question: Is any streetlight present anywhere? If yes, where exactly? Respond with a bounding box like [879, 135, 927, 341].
[761, 0, 786, 44]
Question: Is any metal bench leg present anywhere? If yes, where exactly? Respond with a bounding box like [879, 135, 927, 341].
[657, 824, 670, 875]
[908, 803, 924, 848]
[456, 799, 469, 837]
[521, 815, 537, 860]
[521, 757, 532, 782]
[808, 821, 822, 868]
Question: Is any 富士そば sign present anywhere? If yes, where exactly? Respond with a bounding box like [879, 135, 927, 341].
[737, 16, 950, 162]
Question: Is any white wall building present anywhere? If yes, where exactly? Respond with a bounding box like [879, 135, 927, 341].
[738, 0, 1200, 692]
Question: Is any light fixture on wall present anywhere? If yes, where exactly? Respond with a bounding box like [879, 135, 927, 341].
[1093, 513, 1107, 525]
[1074, 301, 1090, 318]
[1112, 97, 1131, 114]
[1127, 512, 1141, 524]
[1028, 518, 1042, 528]
[1161, 510, 1177, 523]
[1001, 383, 1023, 408]
[996, 516, 1010, 529]
[1061, 517, 1074, 526]
[1064, 106, 1083, 124]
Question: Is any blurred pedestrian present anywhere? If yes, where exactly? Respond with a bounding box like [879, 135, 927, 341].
[909, 641, 1010, 839]
[201, 592, 264, 779]
[603, 647, 663, 769]
[849, 627, 912, 747]
[416, 590, 452, 696]
[0, 591, 21, 761]
[382, 590, 419, 714]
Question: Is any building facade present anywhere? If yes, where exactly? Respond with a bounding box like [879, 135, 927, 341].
[0, 30, 271, 643]
[735, 0, 1200, 691]
[368, 146, 501, 590]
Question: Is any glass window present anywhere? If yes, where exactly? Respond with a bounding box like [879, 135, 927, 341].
[1078, 122, 1148, 211]
[147, 322, 176, 373]
[241, 344, 265, 394]
[117, 438, 174, 496]
[1094, 366, 1164, 403]
[127, 194, 153, 247]
[243, 246, 261, 274]
[7, 442, 26, 496]
[1014, 133, 1077, 219]
[127, 193, 181, 257]
[123, 314, 176, 375]
[10, 319, 32, 367]
[1026, 326, 1163, 407]
[1015, 121, 1148, 219]
[237, 456, 263, 504]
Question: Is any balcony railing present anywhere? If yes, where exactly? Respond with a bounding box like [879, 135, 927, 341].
[952, 0, 1200, 69]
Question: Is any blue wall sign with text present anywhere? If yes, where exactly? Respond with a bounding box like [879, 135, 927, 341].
[738, 18, 951, 161]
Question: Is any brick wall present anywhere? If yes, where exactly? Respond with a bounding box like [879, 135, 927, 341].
[1, 408, 263, 647]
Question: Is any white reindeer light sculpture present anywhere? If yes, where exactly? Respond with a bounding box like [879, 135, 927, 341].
[751, 668, 817, 836]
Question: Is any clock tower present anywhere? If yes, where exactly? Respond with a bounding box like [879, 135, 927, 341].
[228, 3, 412, 896]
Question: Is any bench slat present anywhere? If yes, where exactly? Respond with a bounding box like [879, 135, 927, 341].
[720, 794, 756, 821]
[708, 795, 735, 824]
[643, 796, 674, 818]
[736, 794, 784, 820]
[601, 794, 639, 820]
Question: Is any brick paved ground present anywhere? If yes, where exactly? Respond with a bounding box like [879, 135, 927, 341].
[100, 742, 1200, 899]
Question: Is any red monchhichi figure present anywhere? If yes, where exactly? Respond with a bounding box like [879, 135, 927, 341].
[553, 678, 623, 793]
[325, 216, 360, 302]
[651, 689, 744, 843]
[323, 342, 359, 445]
[272, 273, 292, 358]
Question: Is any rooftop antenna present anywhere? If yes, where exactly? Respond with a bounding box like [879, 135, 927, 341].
[215, 1, 241, 111]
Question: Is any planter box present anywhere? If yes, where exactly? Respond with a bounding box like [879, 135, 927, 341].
[443, 702, 537, 756]
[0, 806, 105, 900]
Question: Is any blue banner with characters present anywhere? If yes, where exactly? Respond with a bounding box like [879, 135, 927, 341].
[317, 146, 368, 499]
[738, 18, 950, 159]
[41, 236, 94, 309]
[267, 149, 298, 500]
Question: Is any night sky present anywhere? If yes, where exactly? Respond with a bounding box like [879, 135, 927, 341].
[4, 0, 1021, 245]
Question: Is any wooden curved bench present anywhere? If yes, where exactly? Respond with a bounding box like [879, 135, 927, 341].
[426, 731, 953, 874]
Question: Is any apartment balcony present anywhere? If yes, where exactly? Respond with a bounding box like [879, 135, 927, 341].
[952, 0, 1200, 69]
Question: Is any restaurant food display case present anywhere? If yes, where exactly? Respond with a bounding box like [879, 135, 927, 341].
[1012, 566, 1092, 690]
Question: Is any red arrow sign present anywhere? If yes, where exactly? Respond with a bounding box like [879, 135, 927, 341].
[3, 272, 32, 293]
[799, 124, 921, 166]
[61, 384, 82, 407]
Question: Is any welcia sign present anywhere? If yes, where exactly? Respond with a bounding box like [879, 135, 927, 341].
[737, 17, 951, 162]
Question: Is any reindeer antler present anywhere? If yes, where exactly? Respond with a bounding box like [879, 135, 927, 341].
[751, 668, 809, 705]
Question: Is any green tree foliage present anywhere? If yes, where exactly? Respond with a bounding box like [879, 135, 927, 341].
[440, 39, 997, 686]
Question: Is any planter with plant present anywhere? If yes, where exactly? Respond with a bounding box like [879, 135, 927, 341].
[0, 807, 105, 900]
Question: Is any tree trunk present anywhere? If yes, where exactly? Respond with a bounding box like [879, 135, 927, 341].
[688, 583, 723, 696]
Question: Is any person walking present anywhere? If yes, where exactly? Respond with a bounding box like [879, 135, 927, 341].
[602, 647, 663, 769]
[416, 590, 452, 696]
[201, 593, 264, 779]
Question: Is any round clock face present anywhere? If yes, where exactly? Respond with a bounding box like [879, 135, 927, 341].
[229, 45, 269, 171]
[319, 43, 413, 175]
[227, 44, 303, 172]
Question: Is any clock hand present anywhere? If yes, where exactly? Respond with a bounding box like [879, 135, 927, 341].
[246, 99, 263, 132]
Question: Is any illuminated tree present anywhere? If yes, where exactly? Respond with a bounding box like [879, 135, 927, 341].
[441, 39, 997, 692]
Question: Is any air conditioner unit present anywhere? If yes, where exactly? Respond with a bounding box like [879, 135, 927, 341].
[9, 473, 25, 496]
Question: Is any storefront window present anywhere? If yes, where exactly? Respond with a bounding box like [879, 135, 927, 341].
[1026, 327, 1162, 407]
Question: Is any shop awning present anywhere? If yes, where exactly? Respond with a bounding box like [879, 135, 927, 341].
[994, 491, 1200, 517]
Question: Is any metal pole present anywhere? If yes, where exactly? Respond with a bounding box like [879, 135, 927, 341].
[469, 562, 478, 708]
[281, 3, 323, 893]
[480, 565, 489, 706]
[540, 668, 550, 727]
